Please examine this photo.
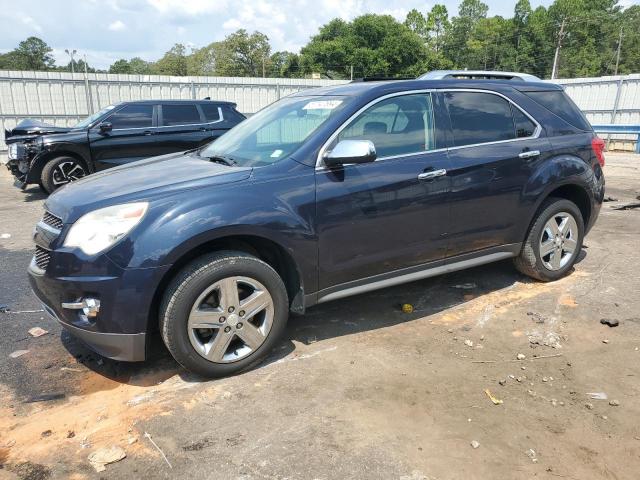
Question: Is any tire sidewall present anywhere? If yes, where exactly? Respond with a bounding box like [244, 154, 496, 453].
[162, 254, 288, 377]
[530, 199, 584, 281]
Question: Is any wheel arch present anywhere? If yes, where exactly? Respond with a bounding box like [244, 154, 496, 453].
[27, 150, 91, 184]
[147, 234, 304, 333]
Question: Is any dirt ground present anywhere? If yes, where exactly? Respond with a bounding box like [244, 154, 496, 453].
[0, 153, 639, 480]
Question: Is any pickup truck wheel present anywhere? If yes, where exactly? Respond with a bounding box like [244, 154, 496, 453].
[160, 251, 289, 377]
[514, 198, 584, 282]
[41, 156, 87, 193]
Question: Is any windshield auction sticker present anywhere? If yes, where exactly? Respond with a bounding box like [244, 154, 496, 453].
[302, 100, 343, 110]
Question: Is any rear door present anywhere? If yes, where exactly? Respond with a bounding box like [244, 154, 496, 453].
[89, 103, 158, 170]
[442, 90, 551, 256]
[154, 103, 212, 155]
[316, 92, 451, 292]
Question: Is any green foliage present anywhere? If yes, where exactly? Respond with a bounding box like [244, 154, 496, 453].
[0, 36, 55, 70]
[154, 43, 188, 76]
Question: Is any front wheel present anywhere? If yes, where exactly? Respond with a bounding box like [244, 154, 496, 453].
[160, 251, 289, 377]
[514, 198, 584, 282]
[40, 156, 87, 193]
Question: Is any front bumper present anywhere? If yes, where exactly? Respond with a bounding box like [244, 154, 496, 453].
[28, 254, 170, 362]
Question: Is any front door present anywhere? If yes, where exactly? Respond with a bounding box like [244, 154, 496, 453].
[316, 92, 451, 291]
[89, 103, 159, 170]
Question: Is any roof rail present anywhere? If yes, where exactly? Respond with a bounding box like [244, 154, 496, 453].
[351, 76, 415, 83]
[419, 70, 541, 82]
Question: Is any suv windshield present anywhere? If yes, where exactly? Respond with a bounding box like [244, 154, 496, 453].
[200, 95, 350, 167]
[73, 105, 116, 129]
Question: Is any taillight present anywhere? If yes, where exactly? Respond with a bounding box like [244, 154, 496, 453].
[591, 136, 605, 167]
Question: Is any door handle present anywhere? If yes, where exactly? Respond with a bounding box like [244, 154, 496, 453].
[519, 150, 540, 159]
[418, 169, 447, 181]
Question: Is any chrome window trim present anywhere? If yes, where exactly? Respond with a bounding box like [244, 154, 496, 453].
[441, 88, 541, 151]
[315, 89, 437, 170]
[315, 88, 541, 170]
[100, 107, 224, 132]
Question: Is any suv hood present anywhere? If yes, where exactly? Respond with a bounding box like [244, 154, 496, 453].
[46, 151, 252, 223]
[5, 119, 73, 144]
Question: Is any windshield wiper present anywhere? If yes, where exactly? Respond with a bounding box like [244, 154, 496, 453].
[205, 155, 238, 167]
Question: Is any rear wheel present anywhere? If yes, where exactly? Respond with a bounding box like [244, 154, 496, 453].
[514, 198, 584, 282]
[160, 251, 288, 377]
[41, 156, 87, 193]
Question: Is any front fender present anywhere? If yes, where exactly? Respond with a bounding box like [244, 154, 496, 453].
[105, 170, 318, 292]
[26, 141, 92, 183]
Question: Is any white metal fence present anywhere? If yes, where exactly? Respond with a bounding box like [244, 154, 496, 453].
[1, 70, 639, 152]
[0, 70, 347, 151]
[554, 74, 640, 151]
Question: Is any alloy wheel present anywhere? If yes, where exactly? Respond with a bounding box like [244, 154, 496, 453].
[539, 211, 579, 271]
[187, 276, 274, 363]
[52, 161, 86, 186]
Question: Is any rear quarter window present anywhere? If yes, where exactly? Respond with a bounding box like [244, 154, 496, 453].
[523, 90, 592, 131]
[201, 104, 221, 122]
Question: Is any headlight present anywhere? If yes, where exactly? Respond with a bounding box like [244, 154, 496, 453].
[8, 144, 18, 159]
[63, 202, 148, 255]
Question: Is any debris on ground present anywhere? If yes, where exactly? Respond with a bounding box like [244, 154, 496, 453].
[401, 303, 414, 314]
[88, 445, 127, 472]
[612, 202, 640, 211]
[464, 339, 474, 347]
[603, 196, 618, 202]
[67, 431, 75, 438]
[144, 432, 172, 469]
[9, 350, 29, 358]
[0, 233, 10, 239]
[528, 330, 562, 349]
[470, 440, 480, 449]
[498, 379, 507, 386]
[28, 327, 48, 337]
[0, 304, 10, 313]
[452, 283, 477, 290]
[24, 393, 65, 403]
[517, 353, 526, 360]
[527, 311, 547, 324]
[41, 430, 52, 438]
[587, 392, 608, 400]
[600, 318, 619, 327]
[526, 449, 538, 463]
[484, 388, 503, 405]
[603, 339, 610, 344]
[609, 399, 620, 406]
[60, 366, 82, 373]
[585, 403, 594, 410]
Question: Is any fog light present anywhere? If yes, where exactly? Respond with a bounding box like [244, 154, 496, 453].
[61, 298, 101, 318]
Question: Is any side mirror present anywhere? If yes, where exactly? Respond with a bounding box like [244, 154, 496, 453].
[324, 140, 376, 167]
[98, 122, 112, 134]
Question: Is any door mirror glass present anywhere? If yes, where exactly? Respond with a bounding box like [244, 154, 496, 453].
[324, 140, 376, 167]
[98, 122, 112, 134]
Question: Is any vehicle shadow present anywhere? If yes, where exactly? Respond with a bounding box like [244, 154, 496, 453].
[21, 185, 47, 202]
[63, 255, 589, 388]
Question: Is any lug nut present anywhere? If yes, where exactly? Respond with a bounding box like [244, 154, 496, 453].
[219, 316, 226, 323]
[224, 326, 231, 333]
[228, 306, 235, 313]
[239, 310, 245, 317]
[237, 322, 243, 329]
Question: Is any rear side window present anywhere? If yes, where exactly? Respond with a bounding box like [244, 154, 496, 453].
[108, 104, 153, 129]
[445, 92, 516, 146]
[162, 104, 201, 126]
[524, 90, 591, 131]
[338, 93, 436, 158]
[512, 106, 537, 138]
[201, 104, 221, 122]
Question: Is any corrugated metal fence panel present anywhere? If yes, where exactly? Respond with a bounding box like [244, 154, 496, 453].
[0, 70, 347, 150]
[554, 74, 640, 150]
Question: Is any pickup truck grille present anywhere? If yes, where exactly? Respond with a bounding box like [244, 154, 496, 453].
[42, 211, 63, 230]
[34, 245, 51, 271]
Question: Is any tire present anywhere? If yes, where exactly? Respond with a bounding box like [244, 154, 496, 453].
[41, 156, 87, 193]
[38, 182, 49, 194]
[160, 251, 289, 377]
[514, 197, 584, 282]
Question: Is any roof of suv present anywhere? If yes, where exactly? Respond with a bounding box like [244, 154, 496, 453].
[117, 99, 237, 106]
[292, 79, 562, 98]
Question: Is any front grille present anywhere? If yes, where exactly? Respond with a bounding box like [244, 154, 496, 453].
[42, 211, 63, 230]
[34, 245, 51, 271]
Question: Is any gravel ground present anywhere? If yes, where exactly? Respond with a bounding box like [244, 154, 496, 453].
[1, 153, 639, 480]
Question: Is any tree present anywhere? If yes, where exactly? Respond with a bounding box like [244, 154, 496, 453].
[215, 30, 271, 77]
[109, 57, 153, 74]
[444, 0, 489, 67]
[404, 9, 428, 40]
[154, 43, 188, 76]
[269, 51, 301, 77]
[427, 5, 450, 52]
[0, 36, 55, 70]
[300, 14, 430, 79]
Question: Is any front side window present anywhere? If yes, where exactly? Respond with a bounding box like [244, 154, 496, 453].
[445, 92, 521, 146]
[200, 95, 351, 167]
[162, 104, 201, 126]
[74, 105, 116, 129]
[337, 93, 436, 158]
[108, 104, 153, 129]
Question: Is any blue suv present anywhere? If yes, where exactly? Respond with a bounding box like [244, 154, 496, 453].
[29, 74, 605, 377]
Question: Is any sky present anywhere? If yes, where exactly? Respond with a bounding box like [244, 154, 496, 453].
[0, 0, 638, 70]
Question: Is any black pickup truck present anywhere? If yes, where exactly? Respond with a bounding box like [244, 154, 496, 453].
[3, 99, 245, 193]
